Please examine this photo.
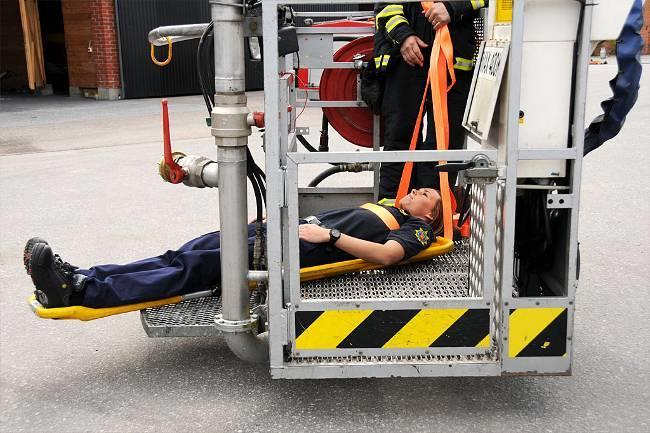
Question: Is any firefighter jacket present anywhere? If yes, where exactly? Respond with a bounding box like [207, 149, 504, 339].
[373, 1, 487, 74]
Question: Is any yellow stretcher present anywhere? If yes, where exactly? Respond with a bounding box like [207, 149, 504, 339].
[28, 237, 454, 321]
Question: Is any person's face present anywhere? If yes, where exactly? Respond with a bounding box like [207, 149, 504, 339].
[400, 188, 440, 221]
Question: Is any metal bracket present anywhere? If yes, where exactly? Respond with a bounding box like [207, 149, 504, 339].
[243, 16, 262, 37]
[281, 168, 288, 208]
[296, 127, 310, 136]
[546, 194, 574, 209]
[214, 313, 259, 333]
[459, 154, 498, 185]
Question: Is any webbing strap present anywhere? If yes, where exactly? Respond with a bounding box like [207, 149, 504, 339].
[360, 203, 400, 230]
[395, 25, 456, 241]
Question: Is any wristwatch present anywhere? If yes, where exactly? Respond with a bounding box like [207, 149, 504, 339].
[328, 228, 341, 245]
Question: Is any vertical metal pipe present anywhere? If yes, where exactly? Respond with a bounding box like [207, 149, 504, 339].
[210, 0, 246, 93]
[210, 0, 268, 362]
[217, 142, 249, 321]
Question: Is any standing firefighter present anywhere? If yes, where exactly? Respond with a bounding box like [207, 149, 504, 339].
[371, 1, 487, 199]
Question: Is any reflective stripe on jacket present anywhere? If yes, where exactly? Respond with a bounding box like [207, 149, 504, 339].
[373, 1, 487, 74]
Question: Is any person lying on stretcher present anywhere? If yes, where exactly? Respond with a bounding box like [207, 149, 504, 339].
[24, 188, 443, 309]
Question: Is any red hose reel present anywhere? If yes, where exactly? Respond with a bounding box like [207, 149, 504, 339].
[298, 21, 378, 148]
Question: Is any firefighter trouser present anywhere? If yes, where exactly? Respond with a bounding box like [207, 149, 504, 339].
[76, 223, 328, 308]
[378, 58, 473, 200]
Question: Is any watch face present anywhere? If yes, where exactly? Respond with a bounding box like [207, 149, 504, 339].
[330, 229, 341, 244]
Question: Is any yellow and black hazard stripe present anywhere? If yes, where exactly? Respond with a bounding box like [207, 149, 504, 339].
[508, 308, 568, 358]
[295, 309, 490, 350]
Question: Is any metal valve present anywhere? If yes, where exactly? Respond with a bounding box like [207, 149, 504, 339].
[352, 53, 365, 70]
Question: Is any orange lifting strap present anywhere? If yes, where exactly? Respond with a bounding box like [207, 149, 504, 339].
[395, 23, 456, 241]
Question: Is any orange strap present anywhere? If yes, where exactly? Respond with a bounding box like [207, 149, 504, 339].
[360, 203, 400, 230]
[420, 2, 433, 12]
[395, 25, 456, 241]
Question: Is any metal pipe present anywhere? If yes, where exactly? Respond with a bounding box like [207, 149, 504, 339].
[177, 155, 219, 188]
[247, 270, 268, 282]
[217, 144, 250, 321]
[201, 162, 219, 187]
[159, 154, 219, 188]
[210, 0, 268, 363]
[211, 0, 246, 93]
[223, 332, 269, 363]
[148, 23, 210, 46]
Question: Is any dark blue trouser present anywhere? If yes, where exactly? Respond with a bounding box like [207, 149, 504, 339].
[77, 225, 259, 308]
[76, 223, 331, 308]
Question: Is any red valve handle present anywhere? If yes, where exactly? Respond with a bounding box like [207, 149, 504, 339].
[161, 99, 185, 184]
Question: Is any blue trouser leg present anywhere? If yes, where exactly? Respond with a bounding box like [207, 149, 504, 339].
[77, 225, 258, 308]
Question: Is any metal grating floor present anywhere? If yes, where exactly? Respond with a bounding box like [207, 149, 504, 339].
[287, 351, 497, 367]
[141, 296, 223, 337]
[142, 241, 472, 337]
[300, 240, 471, 300]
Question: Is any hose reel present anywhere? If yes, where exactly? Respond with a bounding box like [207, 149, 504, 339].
[319, 35, 376, 148]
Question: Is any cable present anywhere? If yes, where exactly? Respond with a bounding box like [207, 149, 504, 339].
[319, 113, 329, 152]
[197, 22, 215, 113]
[286, 70, 309, 121]
[196, 20, 268, 226]
[296, 134, 318, 152]
[308, 166, 345, 187]
[307, 163, 373, 187]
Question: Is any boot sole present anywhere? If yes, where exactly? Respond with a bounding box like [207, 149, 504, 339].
[30, 243, 55, 307]
[29, 243, 73, 308]
[23, 237, 48, 275]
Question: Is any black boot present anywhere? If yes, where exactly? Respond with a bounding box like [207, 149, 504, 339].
[23, 237, 48, 275]
[30, 243, 82, 308]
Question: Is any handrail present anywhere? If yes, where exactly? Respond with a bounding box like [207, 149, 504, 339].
[148, 23, 209, 46]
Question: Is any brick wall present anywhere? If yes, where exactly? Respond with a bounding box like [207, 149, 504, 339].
[642, 0, 650, 55]
[89, 0, 121, 96]
[62, 0, 97, 89]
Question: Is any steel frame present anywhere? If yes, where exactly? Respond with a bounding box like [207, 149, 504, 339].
[261, 0, 590, 378]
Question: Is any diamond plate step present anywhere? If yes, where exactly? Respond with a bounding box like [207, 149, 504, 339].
[141, 296, 223, 337]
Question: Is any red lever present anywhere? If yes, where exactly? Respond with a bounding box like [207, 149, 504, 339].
[161, 99, 185, 184]
[252, 111, 265, 128]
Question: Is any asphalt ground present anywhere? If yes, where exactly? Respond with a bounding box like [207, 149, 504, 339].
[1, 61, 648, 433]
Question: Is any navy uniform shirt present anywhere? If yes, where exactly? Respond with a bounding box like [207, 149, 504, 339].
[299, 203, 435, 268]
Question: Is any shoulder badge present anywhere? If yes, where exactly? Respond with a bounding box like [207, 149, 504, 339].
[414, 227, 430, 246]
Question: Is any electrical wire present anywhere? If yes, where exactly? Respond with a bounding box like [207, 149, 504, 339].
[296, 134, 318, 152]
[197, 22, 215, 113]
